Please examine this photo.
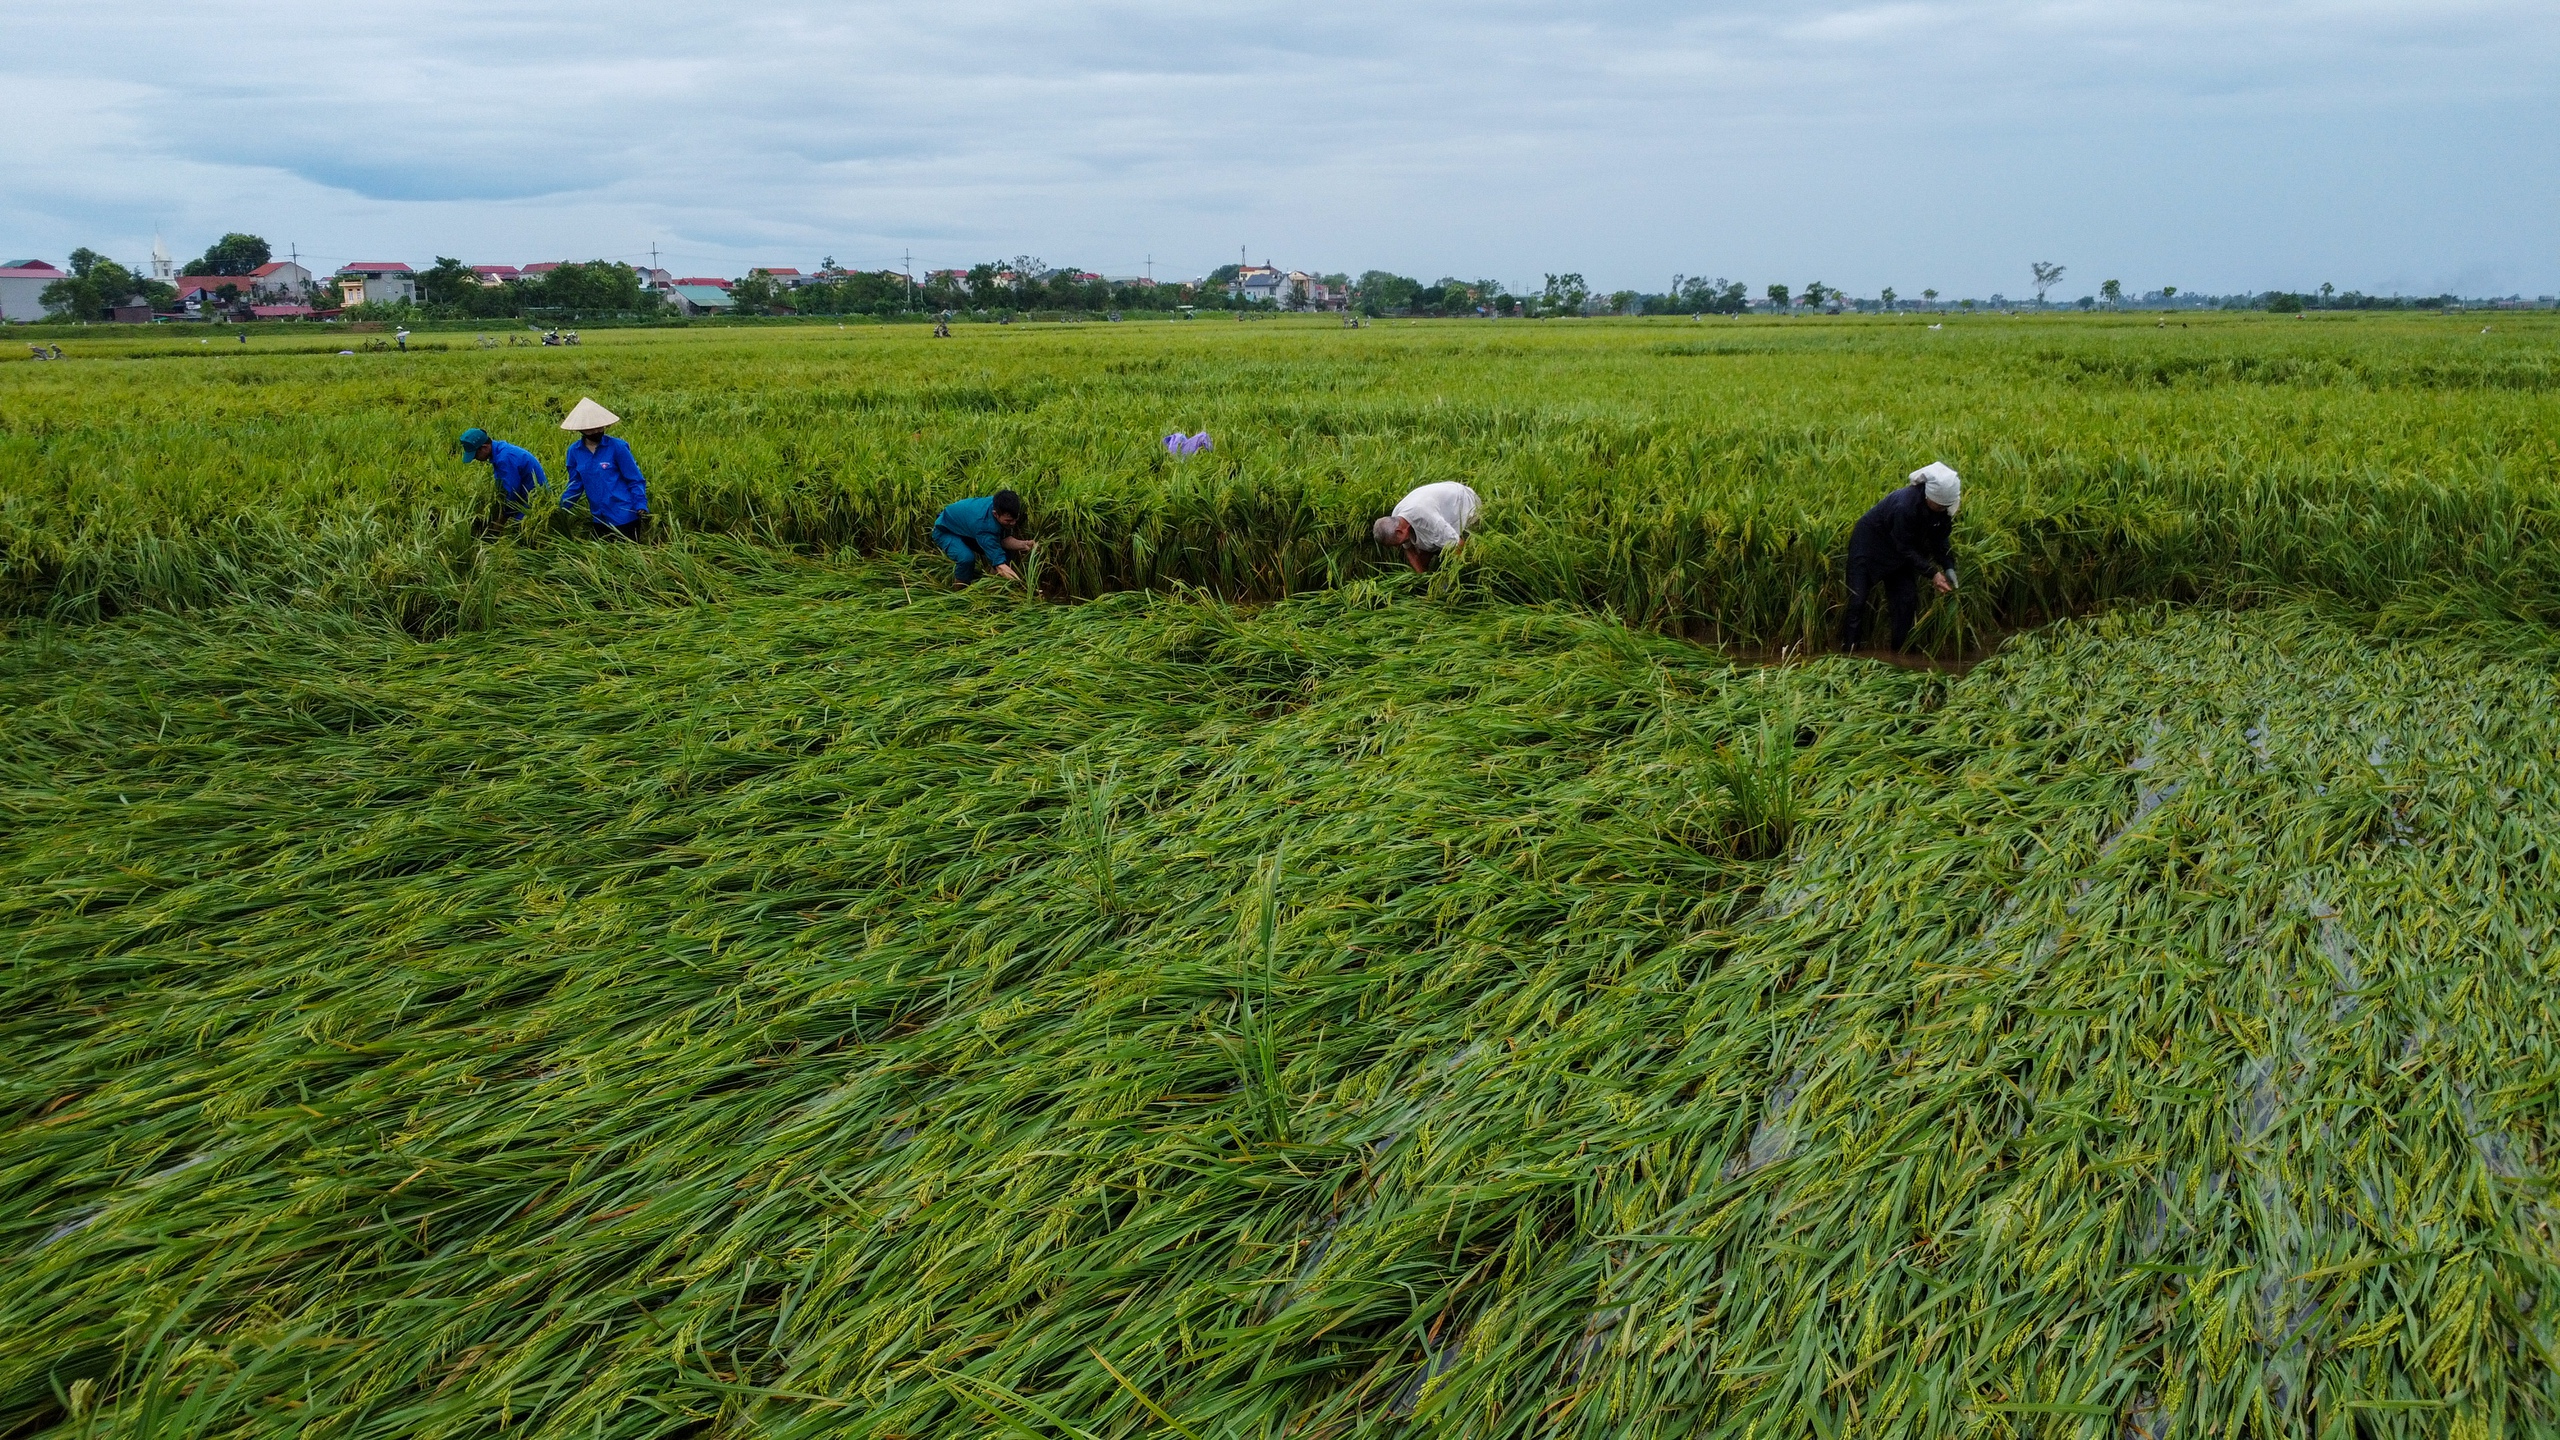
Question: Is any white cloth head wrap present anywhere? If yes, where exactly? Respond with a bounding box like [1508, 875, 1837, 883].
[1910, 461, 1961, 513]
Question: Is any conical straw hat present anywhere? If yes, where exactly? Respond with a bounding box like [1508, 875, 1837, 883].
[560, 397, 619, 431]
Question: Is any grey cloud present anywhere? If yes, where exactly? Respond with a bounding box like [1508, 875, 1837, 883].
[0, 0, 2550, 291]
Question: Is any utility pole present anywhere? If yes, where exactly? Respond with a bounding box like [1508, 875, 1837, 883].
[650, 242, 660, 274]
[903, 249, 914, 309]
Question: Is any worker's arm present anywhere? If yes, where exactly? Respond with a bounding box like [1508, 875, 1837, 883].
[1889, 505, 1941, 578]
[1403, 545, 1430, 574]
[970, 521, 1019, 580]
[1001, 535, 1036, 554]
[558, 451, 587, 512]
[1918, 513, 1957, 591]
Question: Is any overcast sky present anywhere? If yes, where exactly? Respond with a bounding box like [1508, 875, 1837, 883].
[6, 0, 2552, 297]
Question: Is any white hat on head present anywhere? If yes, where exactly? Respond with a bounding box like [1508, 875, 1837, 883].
[1910, 460, 1961, 513]
[560, 397, 620, 431]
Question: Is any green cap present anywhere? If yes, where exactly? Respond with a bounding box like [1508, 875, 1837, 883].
[457, 427, 491, 458]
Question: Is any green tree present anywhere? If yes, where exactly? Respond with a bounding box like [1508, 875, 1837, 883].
[532, 261, 655, 315]
[417, 257, 481, 308]
[1922, 288, 1938, 306]
[186, 233, 271, 276]
[1608, 289, 1639, 315]
[1355, 271, 1419, 316]
[730, 271, 788, 314]
[1880, 287, 1897, 310]
[2160, 285, 2177, 302]
[43, 248, 159, 319]
[2100, 279, 2122, 307]
[1803, 281, 1830, 309]
[1540, 273, 1588, 316]
[2029, 261, 2065, 306]
[1766, 283, 1790, 310]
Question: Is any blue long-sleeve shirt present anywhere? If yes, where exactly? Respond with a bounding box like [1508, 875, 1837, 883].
[932, 495, 1011, 568]
[485, 440, 546, 505]
[561, 434, 649, 526]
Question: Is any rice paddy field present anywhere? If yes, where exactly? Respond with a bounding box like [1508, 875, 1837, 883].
[5, 313, 2560, 1437]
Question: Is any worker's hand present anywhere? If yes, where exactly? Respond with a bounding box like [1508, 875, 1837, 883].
[1932, 572, 1954, 594]
[995, 563, 1021, 582]
[1003, 537, 1037, 554]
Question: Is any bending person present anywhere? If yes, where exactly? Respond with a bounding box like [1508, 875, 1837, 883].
[558, 397, 650, 540]
[1371, 480, 1480, 574]
[1841, 461, 1961, 651]
[458, 426, 546, 520]
[933, 488, 1035, 585]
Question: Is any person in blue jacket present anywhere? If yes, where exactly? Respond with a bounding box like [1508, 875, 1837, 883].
[457, 427, 546, 519]
[557, 396, 650, 539]
[932, 489, 1035, 584]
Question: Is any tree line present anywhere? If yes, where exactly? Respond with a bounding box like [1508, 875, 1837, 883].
[21, 231, 2513, 324]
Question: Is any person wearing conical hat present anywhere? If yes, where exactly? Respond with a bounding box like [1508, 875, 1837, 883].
[1841, 461, 1962, 651]
[456, 427, 545, 520]
[557, 397, 650, 539]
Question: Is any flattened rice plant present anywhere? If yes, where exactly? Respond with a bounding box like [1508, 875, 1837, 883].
[5, 562, 2560, 1436]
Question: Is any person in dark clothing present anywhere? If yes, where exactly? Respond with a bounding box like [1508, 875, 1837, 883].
[1842, 462, 1962, 650]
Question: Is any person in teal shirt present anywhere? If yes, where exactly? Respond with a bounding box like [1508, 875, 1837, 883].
[932, 489, 1034, 584]
[556, 397, 649, 539]
[457, 427, 546, 519]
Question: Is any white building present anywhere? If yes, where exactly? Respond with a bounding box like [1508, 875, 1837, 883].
[173, 262, 315, 311]
[1233, 264, 1284, 305]
[1226, 265, 1340, 310]
[334, 262, 416, 306]
[248, 261, 315, 298]
[0, 260, 63, 320]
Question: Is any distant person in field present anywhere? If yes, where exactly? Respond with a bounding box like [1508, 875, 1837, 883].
[558, 397, 650, 540]
[1372, 481, 1480, 574]
[1841, 461, 1961, 651]
[933, 488, 1035, 585]
[458, 427, 546, 520]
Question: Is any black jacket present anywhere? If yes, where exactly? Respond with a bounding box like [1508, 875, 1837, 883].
[1847, 483, 1954, 575]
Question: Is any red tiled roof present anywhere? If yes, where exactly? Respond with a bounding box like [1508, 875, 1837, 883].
[339, 262, 414, 274]
[673, 277, 730, 288]
[753, 267, 804, 276]
[0, 267, 64, 280]
[520, 262, 561, 274]
[471, 265, 520, 276]
[3, 259, 61, 272]
[251, 304, 314, 318]
[249, 261, 302, 277]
